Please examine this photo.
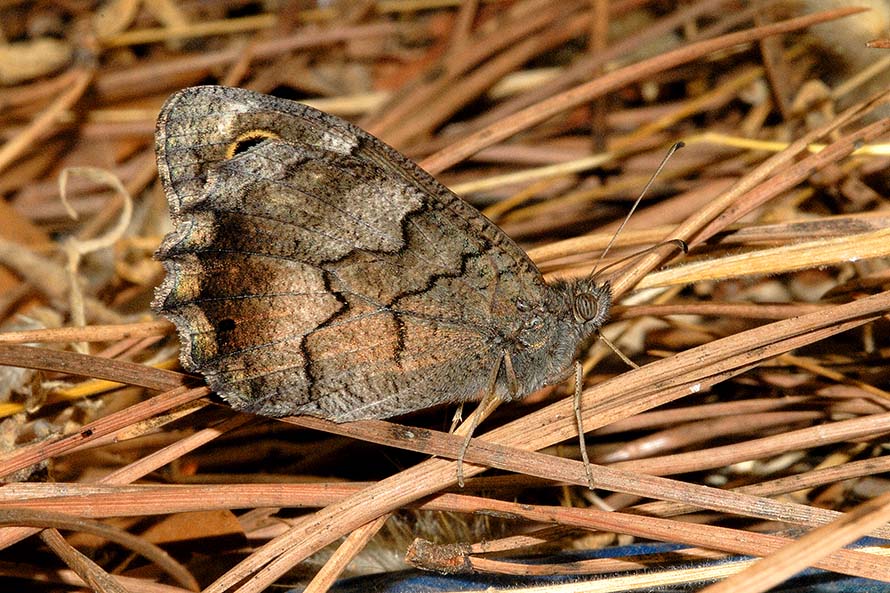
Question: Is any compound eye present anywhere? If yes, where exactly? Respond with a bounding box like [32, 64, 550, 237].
[573, 292, 601, 321]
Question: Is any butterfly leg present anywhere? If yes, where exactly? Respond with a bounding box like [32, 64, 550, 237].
[502, 349, 520, 400]
[573, 360, 596, 490]
[597, 330, 640, 370]
[449, 403, 464, 434]
[456, 350, 506, 487]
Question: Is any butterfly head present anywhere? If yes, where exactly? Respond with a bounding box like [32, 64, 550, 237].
[509, 278, 612, 396]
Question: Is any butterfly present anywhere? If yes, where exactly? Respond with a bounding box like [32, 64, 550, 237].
[153, 85, 611, 433]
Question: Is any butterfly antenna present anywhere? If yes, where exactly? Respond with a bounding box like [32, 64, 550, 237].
[589, 141, 684, 280]
[593, 238, 688, 280]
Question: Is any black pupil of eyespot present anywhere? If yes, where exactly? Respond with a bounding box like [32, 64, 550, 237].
[218, 318, 236, 332]
[231, 136, 267, 156]
[575, 294, 598, 320]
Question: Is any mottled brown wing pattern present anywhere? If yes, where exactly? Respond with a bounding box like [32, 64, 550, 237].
[154, 86, 550, 420]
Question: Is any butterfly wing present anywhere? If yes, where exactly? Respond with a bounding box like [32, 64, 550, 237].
[154, 86, 546, 421]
